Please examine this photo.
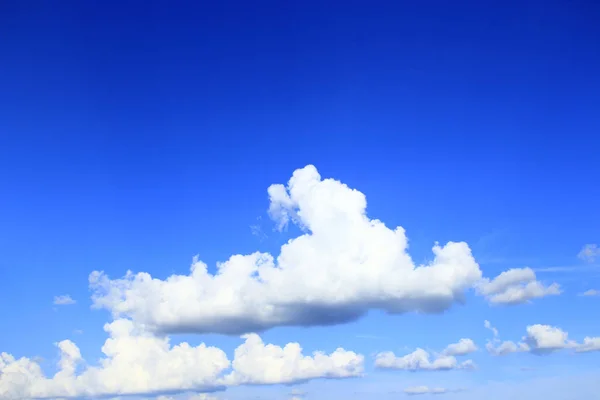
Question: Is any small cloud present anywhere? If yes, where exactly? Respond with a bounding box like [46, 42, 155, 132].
[475, 267, 561, 305]
[74, 329, 84, 335]
[250, 217, 268, 241]
[404, 386, 448, 395]
[580, 289, 600, 297]
[484, 320, 499, 338]
[53, 295, 76, 305]
[485, 321, 600, 355]
[442, 338, 478, 356]
[578, 244, 600, 263]
[375, 346, 476, 372]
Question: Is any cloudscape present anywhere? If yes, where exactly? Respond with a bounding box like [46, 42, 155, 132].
[1, 2, 599, 400]
[2, 165, 598, 400]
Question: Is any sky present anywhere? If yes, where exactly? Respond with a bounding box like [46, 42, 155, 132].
[1, 1, 600, 399]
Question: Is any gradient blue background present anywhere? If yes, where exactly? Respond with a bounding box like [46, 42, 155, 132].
[1, 1, 599, 398]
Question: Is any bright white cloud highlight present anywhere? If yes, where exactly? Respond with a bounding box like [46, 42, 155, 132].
[0, 319, 362, 399]
[578, 244, 600, 263]
[53, 295, 76, 305]
[88, 165, 555, 336]
[476, 268, 561, 305]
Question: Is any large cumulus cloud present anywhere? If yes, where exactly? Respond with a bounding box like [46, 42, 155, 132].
[89, 165, 559, 335]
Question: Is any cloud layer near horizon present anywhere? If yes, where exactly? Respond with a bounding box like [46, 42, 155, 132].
[89, 165, 558, 336]
[0, 319, 363, 399]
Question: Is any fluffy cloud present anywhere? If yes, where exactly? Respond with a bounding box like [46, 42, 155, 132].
[53, 295, 76, 305]
[484, 321, 600, 355]
[222, 334, 363, 385]
[0, 320, 362, 399]
[576, 337, 600, 353]
[375, 339, 476, 372]
[578, 244, 600, 263]
[523, 325, 577, 354]
[475, 268, 561, 305]
[442, 338, 478, 356]
[404, 386, 447, 395]
[88, 165, 555, 336]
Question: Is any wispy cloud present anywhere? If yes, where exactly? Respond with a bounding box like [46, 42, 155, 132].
[580, 289, 600, 297]
[578, 244, 600, 263]
[250, 216, 268, 241]
[53, 295, 76, 305]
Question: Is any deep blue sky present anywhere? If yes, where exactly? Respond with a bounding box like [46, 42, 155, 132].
[1, 2, 599, 399]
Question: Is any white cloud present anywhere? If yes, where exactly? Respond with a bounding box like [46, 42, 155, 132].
[88, 165, 554, 336]
[222, 333, 363, 385]
[486, 339, 528, 356]
[375, 344, 476, 372]
[53, 295, 76, 306]
[523, 324, 577, 354]
[484, 321, 600, 355]
[576, 337, 600, 353]
[0, 319, 362, 399]
[578, 244, 600, 263]
[404, 385, 447, 395]
[475, 268, 561, 305]
[581, 289, 600, 297]
[442, 338, 478, 356]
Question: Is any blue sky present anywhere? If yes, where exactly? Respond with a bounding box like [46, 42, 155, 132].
[1, 1, 599, 399]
